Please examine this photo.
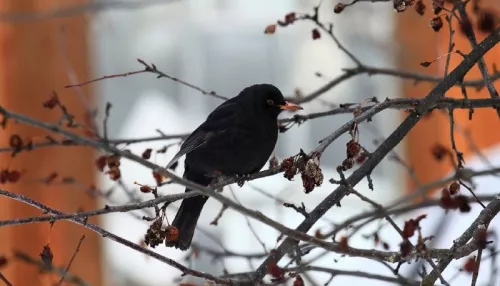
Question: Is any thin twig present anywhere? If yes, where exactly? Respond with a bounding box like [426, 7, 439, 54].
[56, 235, 86, 286]
[0, 272, 12, 286]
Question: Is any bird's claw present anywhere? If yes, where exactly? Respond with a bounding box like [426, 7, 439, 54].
[209, 175, 227, 187]
[235, 174, 251, 187]
[207, 170, 227, 187]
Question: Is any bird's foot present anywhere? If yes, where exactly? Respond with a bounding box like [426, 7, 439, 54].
[209, 176, 224, 187]
[235, 174, 251, 187]
[208, 171, 230, 192]
[209, 179, 225, 192]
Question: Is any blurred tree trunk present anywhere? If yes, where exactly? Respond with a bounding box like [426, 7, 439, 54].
[399, 0, 500, 194]
[0, 1, 102, 285]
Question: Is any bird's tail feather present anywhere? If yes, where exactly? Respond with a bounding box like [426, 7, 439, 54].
[165, 189, 208, 250]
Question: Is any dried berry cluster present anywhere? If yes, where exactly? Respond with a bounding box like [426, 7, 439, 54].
[338, 139, 365, 172]
[144, 218, 165, 248]
[400, 214, 427, 257]
[282, 157, 298, 180]
[440, 182, 471, 212]
[281, 151, 324, 193]
[95, 154, 122, 181]
[302, 158, 324, 193]
[144, 217, 179, 248]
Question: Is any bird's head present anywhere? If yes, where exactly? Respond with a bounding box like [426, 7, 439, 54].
[240, 84, 303, 118]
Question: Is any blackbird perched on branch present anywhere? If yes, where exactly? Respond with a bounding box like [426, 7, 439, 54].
[165, 84, 303, 250]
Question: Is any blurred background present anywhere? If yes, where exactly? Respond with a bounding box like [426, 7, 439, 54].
[0, 0, 499, 285]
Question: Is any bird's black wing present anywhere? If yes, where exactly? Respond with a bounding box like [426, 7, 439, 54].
[166, 101, 240, 169]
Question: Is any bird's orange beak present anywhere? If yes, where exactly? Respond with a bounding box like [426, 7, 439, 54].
[279, 101, 303, 111]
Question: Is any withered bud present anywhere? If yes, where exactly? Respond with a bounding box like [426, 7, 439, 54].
[449, 181, 460, 195]
[312, 29, 321, 40]
[95, 156, 107, 172]
[456, 195, 471, 212]
[145, 218, 166, 248]
[339, 236, 349, 252]
[477, 10, 497, 33]
[284, 12, 296, 24]
[9, 134, 23, 150]
[282, 157, 298, 180]
[400, 239, 413, 257]
[40, 244, 53, 267]
[264, 24, 276, 34]
[463, 256, 476, 273]
[341, 158, 355, 170]
[0, 256, 7, 269]
[430, 16, 443, 32]
[269, 156, 279, 169]
[346, 140, 361, 158]
[106, 168, 121, 181]
[106, 155, 121, 168]
[431, 143, 449, 161]
[432, 0, 444, 14]
[140, 185, 152, 193]
[142, 148, 152, 159]
[152, 171, 164, 186]
[394, 0, 416, 12]
[415, 0, 426, 15]
[334, 3, 345, 13]
[165, 225, 179, 242]
[474, 225, 488, 249]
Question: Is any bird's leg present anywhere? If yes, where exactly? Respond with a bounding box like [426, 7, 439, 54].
[206, 170, 228, 192]
[235, 174, 251, 187]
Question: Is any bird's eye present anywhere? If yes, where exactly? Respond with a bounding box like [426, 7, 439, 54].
[266, 99, 274, 106]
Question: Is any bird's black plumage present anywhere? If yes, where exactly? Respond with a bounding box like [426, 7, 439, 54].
[165, 84, 302, 250]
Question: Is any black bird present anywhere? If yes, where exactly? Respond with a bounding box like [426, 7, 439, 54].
[165, 84, 302, 250]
